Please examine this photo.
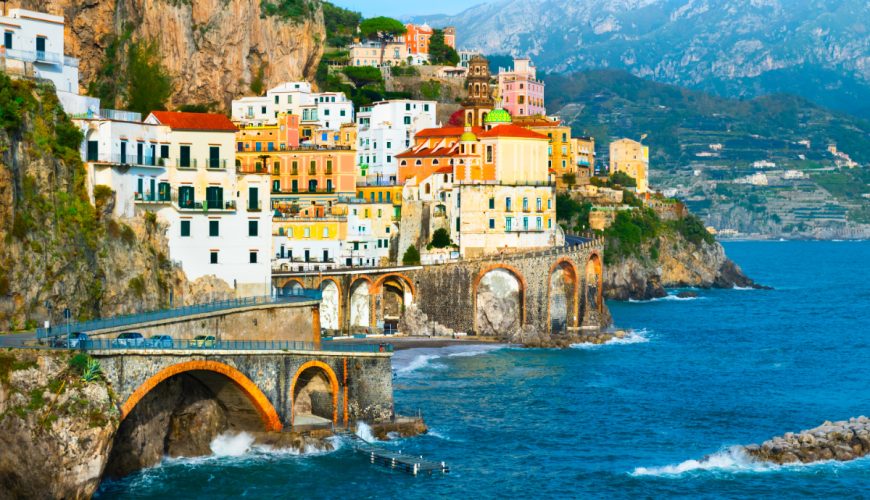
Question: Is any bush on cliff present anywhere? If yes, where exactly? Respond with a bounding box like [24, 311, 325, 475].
[402, 245, 421, 265]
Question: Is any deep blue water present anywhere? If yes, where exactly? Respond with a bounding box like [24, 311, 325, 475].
[97, 241, 870, 498]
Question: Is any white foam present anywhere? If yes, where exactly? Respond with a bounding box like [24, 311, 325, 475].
[630, 447, 870, 477]
[394, 353, 444, 375]
[392, 344, 507, 375]
[209, 432, 255, 457]
[446, 345, 505, 358]
[732, 285, 756, 290]
[628, 294, 702, 303]
[570, 329, 650, 350]
[355, 421, 377, 442]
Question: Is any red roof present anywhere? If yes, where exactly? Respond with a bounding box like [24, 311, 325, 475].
[517, 118, 563, 127]
[149, 111, 238, 132]
[478, 124, 548, 140]
[435, 166, 453, 174]
[415, 126, 484, 138]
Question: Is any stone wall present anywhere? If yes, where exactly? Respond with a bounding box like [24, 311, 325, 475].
[87, 302, 317, 342]
[95, 350, 394, 428]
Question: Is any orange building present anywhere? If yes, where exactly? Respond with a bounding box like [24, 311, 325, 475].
[235, 113, 300, 155]
[396, 126, 484, 184]
[403, 23, 456, 56]
[236, 145, 356, 195]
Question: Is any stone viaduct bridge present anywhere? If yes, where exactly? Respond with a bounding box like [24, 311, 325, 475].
[93, 346, 393, 432]
[273, 238, 607, 336]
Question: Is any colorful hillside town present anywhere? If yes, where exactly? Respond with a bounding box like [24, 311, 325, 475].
[3, 8, 657, 310]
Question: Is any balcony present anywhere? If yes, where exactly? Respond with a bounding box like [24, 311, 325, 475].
[175, 159, 197, 170]
[308, 168, 317, 175]
[247, 201, 262, 212]
[2, 48, 63, 66]
[92, 154, 163, 168]
[134, 192, 171, 204]
[204, 159, 228, 170]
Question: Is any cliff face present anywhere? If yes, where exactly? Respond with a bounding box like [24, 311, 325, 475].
[604, 233, 759, 301]
[0, 350, 119, 498]
[0, 75, 230, 331]
[13, 0, 325, 109]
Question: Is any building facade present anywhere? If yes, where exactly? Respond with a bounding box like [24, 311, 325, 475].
[231, 82, 354, 132]
[609, 138, 649, 193]
[403, 24, 456, 57]
[497, 57, 546, 118]
[356, 99, 437, 183]
[349, 41, 407, 67]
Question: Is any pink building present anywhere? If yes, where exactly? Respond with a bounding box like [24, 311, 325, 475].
[497, 57, 546, 117]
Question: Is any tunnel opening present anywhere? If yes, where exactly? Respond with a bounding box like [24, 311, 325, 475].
[106, 365, 278, 478]
[291, 363, 339, 428]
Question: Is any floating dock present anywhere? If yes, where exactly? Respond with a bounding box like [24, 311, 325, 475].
[341, 432, 450, 476]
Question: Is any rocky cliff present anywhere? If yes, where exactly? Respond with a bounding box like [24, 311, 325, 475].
[0, 349, 119, 497]
[12, 0, 325, 109]
[604, 231, 760, 301]
[0, 74, 230, 332]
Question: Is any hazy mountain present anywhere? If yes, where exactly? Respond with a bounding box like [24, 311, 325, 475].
[412, 0, 870, 118]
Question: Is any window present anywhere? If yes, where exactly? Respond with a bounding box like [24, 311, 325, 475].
[248, 220, 258, 236]
[506, 197, 512, 211]
[304, 227, 311, 238]
[274, 95, 279, 104]
[523, 197, 529, 211]
[248, 186, 259, 211]
[489, 197, 495, 209]
[548, 199, 552, 210]
[404, 116, 411, 125]
[322, 227, 329, 237]
[537, 197, 542, 211]
[523, 216, 529, 230]
[209, 220, 219, 236]
[179, 145, 191, 167]
[206, 186, 223, 209]
[489, 218, 495, 229]
[486, 145, 493, 163]
[424, 104, 430, 112]
[160, 144, 169, 159]
[536, 217, 542, 230]
[210, 251, 218, 264]
[249, 251, 258, 264]
[506, 217, 513, 231]
[548, 219, 552, 229]
[180, 220, 190, 237]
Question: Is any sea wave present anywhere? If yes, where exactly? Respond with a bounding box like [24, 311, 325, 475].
[570, 329, 650, 350]
[628, 294, 703, 303]
[631, 447, 869, 477]
[393, 344, 506, 375]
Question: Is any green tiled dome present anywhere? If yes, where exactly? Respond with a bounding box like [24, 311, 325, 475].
[484, 108, 512, 124]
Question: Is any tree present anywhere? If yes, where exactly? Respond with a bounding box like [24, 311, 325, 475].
[609, 170, 637, 188]
[322, 2, 361, 47]
[428, 29, 459, 66]
[342, 66, 383, 89]
[358, 16, 406, 66]
[420, 80, 441, 100]
[562, 172, 577, 190]
[430, 228, 451, 248]
[125, 41, 172, 116]
[402, 245, 420, 265]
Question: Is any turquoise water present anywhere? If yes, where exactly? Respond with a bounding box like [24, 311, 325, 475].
[97, 241, 870, 498]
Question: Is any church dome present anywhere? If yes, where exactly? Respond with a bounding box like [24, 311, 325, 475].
[460, 129, 478, 142]
[484, 108, 512, 125]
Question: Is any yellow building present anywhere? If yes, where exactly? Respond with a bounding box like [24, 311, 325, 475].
[609, 138, 649, 194]
[356, 184, 403, 215]
[513, 116, 575, 190]
[312, 123, 357, 148]
[573, 136, 595, 178]
[273, 204, 347, 268]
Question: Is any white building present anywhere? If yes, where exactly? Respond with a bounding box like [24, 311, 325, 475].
[342, 200, 395, 267]
[231, 82, 354, 131]
[75, 111, 168, 218]
[356, 99, 437, 183]
[0, 8, 98, 114]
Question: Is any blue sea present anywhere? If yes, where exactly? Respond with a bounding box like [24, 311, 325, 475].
[97, 241, 870, 498]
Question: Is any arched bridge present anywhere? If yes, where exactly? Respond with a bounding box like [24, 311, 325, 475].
[273, 238, 607, 336]
[94, 344, 393, 432]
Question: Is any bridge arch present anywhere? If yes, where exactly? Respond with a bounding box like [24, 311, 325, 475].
[317, 277, 342, 331]
[279, 278, 305, 295]
[585, 252, 603, 314]
[120, 360, 282, 431]
[373, 273, 415, 330]
[348, 276, 375, 329]
[473, 264, 527, 336]
[548, 257, 579, 334]
[290, 360, 340, 426]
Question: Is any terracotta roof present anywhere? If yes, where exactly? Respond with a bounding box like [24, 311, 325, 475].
[478, 124, 548, 140]
[415, 126, 484, 138]
[435, 166, 453, 174]
[149, 111, 238, 132]
[516, 118, 563, 127]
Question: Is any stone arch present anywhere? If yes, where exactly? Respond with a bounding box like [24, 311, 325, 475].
[473, 264, 527, 336]
[317, 277, 341, 331]
[585, 252, 603, 313]
[349, 276, 374, 329]
[548, 258, 579, 334]
[373, 273, 416, 330]
[279, 278, 305, 295]
[120, 360, 282, 432]
[289, 360, 340, 426]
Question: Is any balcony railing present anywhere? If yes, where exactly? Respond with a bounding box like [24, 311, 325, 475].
[134, 192, 171, 204]
[205, 159, 228, 170]
[93, 154, 162, 168]
[176, 158, 197, 170]
[2, 48, 63, 65]
[247, 201, 262, 212]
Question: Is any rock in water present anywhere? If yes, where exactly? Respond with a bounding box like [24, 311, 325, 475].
[745, 416, 870, 464]
[676, 291, 698, 298]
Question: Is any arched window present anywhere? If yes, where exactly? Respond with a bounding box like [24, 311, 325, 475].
[415, 159, 422, 166]
[433, 159, 439, 165]
[400, 160, 407, 166]
[424, 184, 431, 194]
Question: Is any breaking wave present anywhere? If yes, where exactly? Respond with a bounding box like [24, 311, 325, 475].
[210, 432, 255, 457]
[570, 329, 650, 350]
[393, 344, 506, 375]
[629, 294, 702, 303]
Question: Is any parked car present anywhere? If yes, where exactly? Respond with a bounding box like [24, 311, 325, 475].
[192, 335, 216, 348]
[148, 335, 173, 348]
[113, 332, 145, 348]
[51, 332, 89, 349]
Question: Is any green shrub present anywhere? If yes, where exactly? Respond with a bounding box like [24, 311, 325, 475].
[68, 353, 90, 374]
[120, 224, 136, 245]
[430, 228, 451, 248]
[420, 80, 441, 100]
[81, 358, 102, 383]
[402, 245, 420, 265]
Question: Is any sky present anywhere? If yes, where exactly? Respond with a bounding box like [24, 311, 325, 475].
[330, 0, 480, 18]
